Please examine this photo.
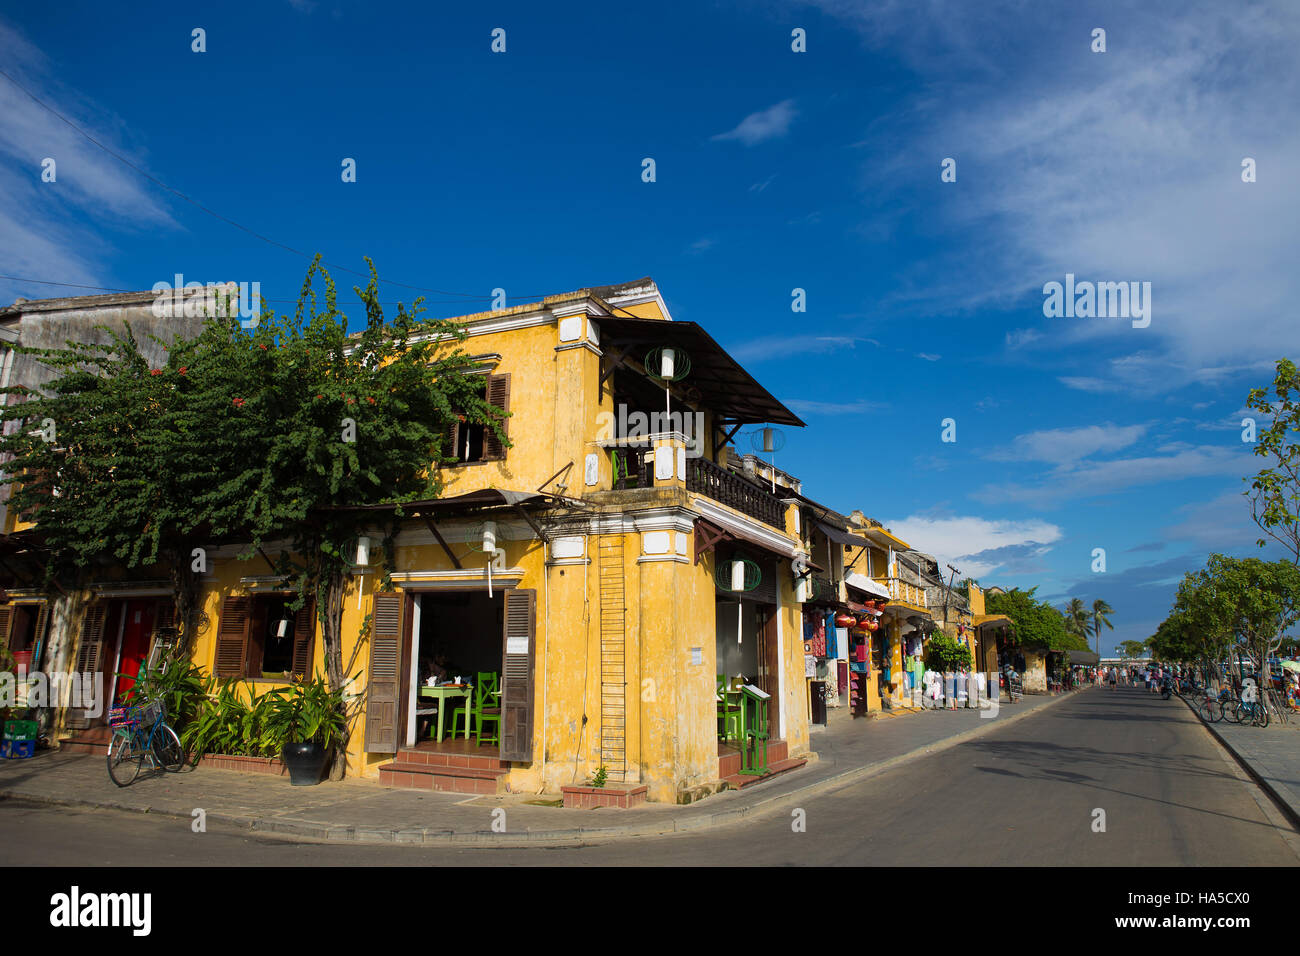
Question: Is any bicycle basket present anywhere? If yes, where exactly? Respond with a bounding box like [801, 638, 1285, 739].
[136, 699, 164, 726]
[107, 707, 137, 728]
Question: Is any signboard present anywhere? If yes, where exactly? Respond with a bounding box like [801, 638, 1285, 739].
[804, 655, 817, 678]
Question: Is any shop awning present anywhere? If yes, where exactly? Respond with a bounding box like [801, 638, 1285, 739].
[816, 521, 871, 549]
[694, 517, 796, 565]
[1066, 650, 1100, 665]
[974, 613, 1014, 629]
[845, 572, 891, 601]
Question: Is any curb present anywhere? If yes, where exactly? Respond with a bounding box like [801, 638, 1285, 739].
[1176, 692, 1300, 832]
[0, 691, 1083, 847]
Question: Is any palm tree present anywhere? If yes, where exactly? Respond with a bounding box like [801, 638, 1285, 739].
[1063, 598, 1089, 638]
[1091, 599, 1114, 658]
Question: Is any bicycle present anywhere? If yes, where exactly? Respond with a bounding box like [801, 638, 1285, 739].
[106, 697, 185, 787]
[1233, 694, 1271, 728]
[1195, 689, 1225, 723]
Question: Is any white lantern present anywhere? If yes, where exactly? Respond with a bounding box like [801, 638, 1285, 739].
[730, 559, 746, 592]
[761, 427, 775, 453]
[277, 618, 290, 638]
[661, 348, 676, 379]
[355, 535, 370, 567]
[482, 521, 497, 553]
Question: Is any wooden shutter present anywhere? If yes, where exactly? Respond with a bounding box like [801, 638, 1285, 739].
[484, 373, 511, 460]
[500, 588, 535, 763]
[0, 606, 11, 649]
[443, 418, 460, 463]
[66, 604, 106, 729]
[364, 591, 403, 753]
[291, 598, 316, 679]
[214, 596, 251, 679]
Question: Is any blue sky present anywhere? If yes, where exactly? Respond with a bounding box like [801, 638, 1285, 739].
[2, 1, 1298, 654]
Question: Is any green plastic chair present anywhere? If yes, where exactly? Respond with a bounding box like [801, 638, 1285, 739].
[473, 672, 501, 747]
[716, 674, 742, 742]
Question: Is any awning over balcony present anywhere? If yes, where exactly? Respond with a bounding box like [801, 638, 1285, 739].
[594, 316, 805, 427]
[815, 521, 870, 549]
[844, 572, 891, 601]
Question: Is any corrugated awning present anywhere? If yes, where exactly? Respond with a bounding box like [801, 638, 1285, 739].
[816, 521, 870, 549]
[845, 572, 891, 601]
[594, 316, 805, 427]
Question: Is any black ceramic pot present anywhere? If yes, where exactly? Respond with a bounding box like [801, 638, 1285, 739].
[281, 742, 327, 786]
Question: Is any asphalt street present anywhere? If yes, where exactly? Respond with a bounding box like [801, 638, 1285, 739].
[2, 687, 1296, 866]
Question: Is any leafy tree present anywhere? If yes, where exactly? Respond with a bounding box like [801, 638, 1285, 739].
[1174, 554, 1300, 692]
[924, 631, 972, 671]
[0, 258, 507, 777]
[986, 586, 1089, 652]
[1118, 640, 1149, 659]
[1245, 358, 1300, 563]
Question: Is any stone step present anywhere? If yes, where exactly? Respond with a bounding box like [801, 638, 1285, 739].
[378, 760, 508, 795]
[720, 757, 808, 791]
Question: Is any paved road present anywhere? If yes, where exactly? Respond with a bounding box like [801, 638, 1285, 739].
[2, 687, 1296, 865]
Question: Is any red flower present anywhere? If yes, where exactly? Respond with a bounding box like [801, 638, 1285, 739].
[316, 394, 324, 400]
[347, 398, 355, 405]
[366, 396, 375, 404]
[232, 398, 245, 408]
[150, 369, 162, 376]
[258, 344, 267, 350]
[178, 367, 188, 375]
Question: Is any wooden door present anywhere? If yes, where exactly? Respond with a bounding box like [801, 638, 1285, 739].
[364, 591, 404, 753]
[499, 588, 535, 763]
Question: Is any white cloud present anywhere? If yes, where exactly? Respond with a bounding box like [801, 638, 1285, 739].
[712, 99, 798, 146]
[881, 514, 1064, 578]
[988, 423, 1147, 464]
[782, 398, 884, 416]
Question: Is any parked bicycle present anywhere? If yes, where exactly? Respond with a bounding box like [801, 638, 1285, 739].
[106, 697, 185, 787]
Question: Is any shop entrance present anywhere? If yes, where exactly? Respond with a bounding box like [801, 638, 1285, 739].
[715, 599, 780, 733]
[403, 590, 505, 750]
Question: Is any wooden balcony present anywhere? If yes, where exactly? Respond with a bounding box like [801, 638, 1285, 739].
[886, 577, 928, 608]
[685, 457, 785, 529]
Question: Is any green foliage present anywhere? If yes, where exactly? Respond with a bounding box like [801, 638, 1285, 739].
[1170, 553, 1300, 670]
[261, 674, 348, 748]
[923, 632, 972, 671]
[986, 586, 1089, 651]
[120, 659, 212, 736]
[1062, 598, 1089, 638]
[1246, 358, 1300, 563]
[1118, 640, 1149, 658]
[589, 765, 609, 788]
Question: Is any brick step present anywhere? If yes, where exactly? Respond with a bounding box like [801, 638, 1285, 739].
[395, 748, 508, 770]
[60, 727, 113, 754]
[378, 760, 508, 795]
[720, 757, 808, 790]
[717, 739, 789, 777]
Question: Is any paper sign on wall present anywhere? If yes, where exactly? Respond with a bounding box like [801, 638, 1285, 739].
[506, 637, 528, 655]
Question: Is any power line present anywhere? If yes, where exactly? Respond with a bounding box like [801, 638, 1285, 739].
[0, 66, 571, 303]
[0, 274, 545, 310]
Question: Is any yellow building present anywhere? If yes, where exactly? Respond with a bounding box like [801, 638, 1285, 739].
[4, 279, 817, 804]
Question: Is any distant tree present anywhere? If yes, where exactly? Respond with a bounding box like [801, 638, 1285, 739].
[986, 586, 1089, 652]
[1090, 599, 1114, 658]
[924, 631, 973, 672]
[1118, 640, 1149, 659]
[1062, 598, 1089, 639]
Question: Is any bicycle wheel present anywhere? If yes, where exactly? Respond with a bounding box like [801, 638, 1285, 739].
[1200, 699, 1221, 723]
[1223, 700, 1240, 723]
[107, 731, 143, 787]
[152, 723, 186, 772]
[1255, 704, 1270, 728]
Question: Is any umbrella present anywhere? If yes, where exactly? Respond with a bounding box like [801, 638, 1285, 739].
[1281, 660, 1300, 673]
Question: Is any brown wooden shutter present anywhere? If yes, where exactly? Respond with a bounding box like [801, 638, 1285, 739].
[484, 373, 510, 461]
[291, 598, 316, 679]
[67, 604, 106, 729]
[214, 596, 251, 679]
[0, 606, 11, 651]
[364, 591, 404, 753]
[443, 418, 460, 463]
[500, 588, 535, 763]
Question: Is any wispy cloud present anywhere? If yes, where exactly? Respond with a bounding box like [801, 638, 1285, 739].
[987, 423, 1148, 464]
[881, 513, 1064, 579]
[730, 333, 878, 362]
[0, 19, 176, 302]
[685, 237, 717, 256]
[712, 99, 797, 146]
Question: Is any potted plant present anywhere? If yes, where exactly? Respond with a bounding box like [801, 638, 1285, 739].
[264, 674, 346, 786]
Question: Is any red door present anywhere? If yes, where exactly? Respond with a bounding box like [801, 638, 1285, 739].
[114, 600, 155, 703]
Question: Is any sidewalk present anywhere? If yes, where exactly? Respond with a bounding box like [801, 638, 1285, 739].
[1185, 700, 1300, 827]
[0, 691, 1073, 847]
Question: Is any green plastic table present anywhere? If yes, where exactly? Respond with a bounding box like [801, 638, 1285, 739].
[418, 685, 473, 741]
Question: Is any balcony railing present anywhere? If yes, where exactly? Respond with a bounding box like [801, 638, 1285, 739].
[886, 577, 928, 608]
[685, 457, 785, 529]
